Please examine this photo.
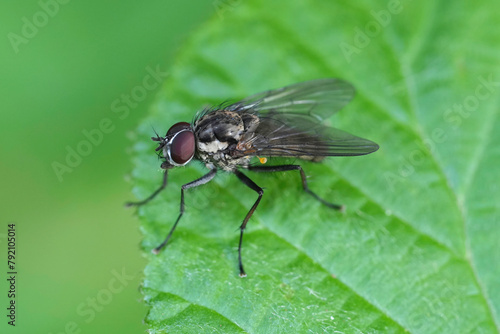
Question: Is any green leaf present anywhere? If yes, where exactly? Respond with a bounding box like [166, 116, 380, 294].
[129, 0, 500, 332]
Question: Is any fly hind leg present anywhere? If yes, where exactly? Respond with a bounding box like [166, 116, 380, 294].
[153, 168, 217, 254]
[248, 164, 344, 211]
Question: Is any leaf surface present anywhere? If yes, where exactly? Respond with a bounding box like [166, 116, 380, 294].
[130, 1, 500, 332]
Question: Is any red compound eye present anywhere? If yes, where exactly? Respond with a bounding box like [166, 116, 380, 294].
[167, 122, 191, 137]
[169, 130, 195, 165]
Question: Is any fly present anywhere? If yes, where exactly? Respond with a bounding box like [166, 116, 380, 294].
[126, 78, 379, 277]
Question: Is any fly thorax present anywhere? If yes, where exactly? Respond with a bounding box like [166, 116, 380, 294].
[198, 140, 229, 153]
[212, 111, 245, 142]
[195, 110, 247, 155]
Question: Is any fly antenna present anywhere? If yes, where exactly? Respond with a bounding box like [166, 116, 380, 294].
[151, 125, 162, 141]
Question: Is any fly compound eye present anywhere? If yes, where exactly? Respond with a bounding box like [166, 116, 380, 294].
[167, 122, 191, 137]
[168, 130, 195, 166]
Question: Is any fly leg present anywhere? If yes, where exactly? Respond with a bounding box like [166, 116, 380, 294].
[152, 168, 217, 254]
[248, 165, 343, 211]
[125, 170, 168, 207]
[233, 170, 264, 277]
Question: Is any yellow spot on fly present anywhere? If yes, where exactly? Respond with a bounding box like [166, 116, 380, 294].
[258, 156, 267, 164]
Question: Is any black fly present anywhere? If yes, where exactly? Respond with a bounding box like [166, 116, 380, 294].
[127, 78, 379, 277]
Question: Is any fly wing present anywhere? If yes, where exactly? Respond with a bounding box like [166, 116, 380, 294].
[229, 78, 355, 121]
[243, 113, 379, 157]
[230, 79, 378, 158]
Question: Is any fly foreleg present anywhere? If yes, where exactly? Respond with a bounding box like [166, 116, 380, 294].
[125, 170, 168, 207]
[153, 168, 217, 254]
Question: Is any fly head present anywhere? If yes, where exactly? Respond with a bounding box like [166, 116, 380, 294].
[153, 122, 196, 169]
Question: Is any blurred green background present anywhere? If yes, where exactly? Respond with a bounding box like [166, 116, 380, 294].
[0, 1, 213, 333]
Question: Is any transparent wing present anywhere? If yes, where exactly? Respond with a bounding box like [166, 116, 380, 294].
[241, 113, 379, 157]
[230, 79, 378, 157]
[229, 78, 355, 121]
